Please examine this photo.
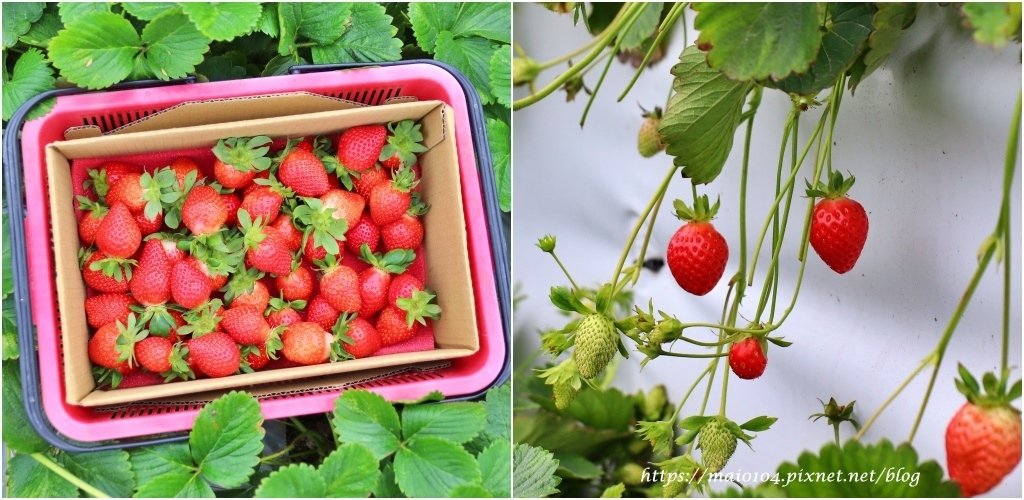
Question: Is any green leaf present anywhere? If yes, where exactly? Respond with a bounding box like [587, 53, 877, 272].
[132, 444, 214, 497]
[140, 13, 211, 81]
[483, 382, 512, 442]
[59, 450, 135, 498]
[189, 391, 264, 488]
[373, 462, 404, 499]
[485, 118, 511, 212]
[402, 401, 487, 444]
[601, 482, 626, 498]
[450, 484, 493, 497]
[333, 389, 402, 460]
[565, 386, 634, 431]
[773, 3, 874, 96]
[394, 436, 482, 497]
[57, 2, 110, 23]
[2, 216, 13, 298]
[2, 361, 48, 453]
[6, 453, 79, 498]
[262, 53, 306, 77]
[512, 443, 561, 498]
[310, 3, 402, 64]
[180, 2, 262, 42]
[848, 3, 918, 93]
[3, 2, 44, 48]
[196, 53, 248, 81]
[693, 2, 822, 81]
[277, 3, 352, 56]
[554, 453, 602, 479]
[478, 439, 512, 497]
[254, 463, 327, 498]
[489, 45, 512, 108]
[18, 5, 62, 47]
[2, 48, 54, 122]
[408, 2, 511, 53]
[122, 2, 180, 21]
[258, 2, 278, 37]
[47, 11, 140, 89]
[319, 443, 382, 497]
[962, 2, 1022, 48]
[659, 45, 751, 185]
[738, 415, 777, 432]
[435, 31, 496, 104]
[618, 2, 663, 50]
[2, 328, 18, 360]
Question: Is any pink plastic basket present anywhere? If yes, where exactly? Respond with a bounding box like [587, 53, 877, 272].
[11, 62, 508, 448]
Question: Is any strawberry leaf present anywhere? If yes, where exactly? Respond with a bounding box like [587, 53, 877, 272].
[772, 3, 874, 96]
[739, 415, 777, 432]
[489, 46, 512, 108]
[2, 361, 48, 453]
[310, 3, 402, 64]
[847, 3, 919, 93]
[48, 11, 141, 89]
[6, 453, 78, 498]
[276, 3, 352, 56]
[2, 2, 44, 49]
[254, 464, 326, 498]
[319, 443, 382, 497]
[132, 443, 215, 497]
[478, 439, 512, 497]
[180, 3, 262, 42]
[18, 4, 62, 48]
[139, 13, 211, 81]
[434, 31, 497, 105]
[394, 436, 482, 497]
[408, 2, 510, 53]
[512, 444, 561, 498]
[57, 2, 109, 23]
[121, 3, 181, 21]
[2, 47, 55, 121]
[486, 118, 511, 211]
[617, 2, 662, 51]
[401, 401, 487, 444]
[332, 389, 402, 460]
[58, 450, 135, 498]
[190, 391, 264, 488]
[962, 2, 1022, 48]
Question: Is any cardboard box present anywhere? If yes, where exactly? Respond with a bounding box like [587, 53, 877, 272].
[46, 96, 479, 407]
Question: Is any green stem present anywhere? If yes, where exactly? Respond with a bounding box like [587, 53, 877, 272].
[833, 424, 841, 447]
[30, 453, 110, 498]
[581, 2, 647, 126]
[550, 250, 582, 290]
[657, 350, 729, 359]
[1000, 90, 1022, 374]
[698, 281, 735, 416]
[853, 353, 934, 441]
[537, 36, 605, 70]
[632, 185, 669, 286]
[260, 441, 299, 463]
[617, 2, 688, 101]
[718, 344, 731, 416]
[670, 364, 714, 421]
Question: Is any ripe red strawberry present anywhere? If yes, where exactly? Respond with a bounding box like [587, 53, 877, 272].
[241, 344, 271, 371]
[267, 298, 305, 328]
[318, 258, 360, 314]
[337, 124, 387, 173]
[81, 251, 130, 293]
[379, 120, 427, 170]
[105, 173, 146, 213]
[279, 148, 330, 197]
[239, 211, 295, 276]
[214, 160, 256, 189]
[382, 214, 424, 251]
[134, 210, 163, 236]
[666, 196, 728, 296]
[353, 167, 390, 200]
[376, 289, 441, 346]
[76, 196, 107, 246]
[182, 185, 228, 236]
[807, 172, 869, 274]
[358, 245, 414, 318]
[276, 265, 315, 302]
[86, 161, 140, 199]
[96, 202, 142, 258]
[270, 215, 303, 251]
[187, 332, 240, 378]
[369, 166, 417, 226]
[154, 236, 186, 264]
[88, 316, 143, 373]
[281, 322, 332, 365]
[387, 273, 424, 307]
[321, 189, 365, 230]
[85, 293, 135, 329]
[130, 240, 172, 306]
[337, 315, 382, 359]
[212, 136, 273, 189]
[221, 193, 241, 227]
[346, 213, 381, 254]
[221, 305, 271, 345]
[241, 186, 284, 224]
[169, 157, 206, 188]
[171, 259, 214, 309]
[118, 369, 164, 388]
[728, 337, 767, 380]
[227, 271, 271, 311]
[945, 365, 1022, 497]
[305, 295, 340, 331]
[134, 336, 188, 376]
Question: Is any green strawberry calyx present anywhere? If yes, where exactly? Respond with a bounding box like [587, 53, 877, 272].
[268, 296, 307, 312]
[954, 363, 1022, 410]
[140, 167, 180, 221]
[390, 165, 420, 194]
[674, 195, 720, 223]
[329, 313, 356, 362]
[213, 136, 273, 172]
[806, 170, 856, 200]
[396, 289, 442, 327]
[76, 195, 108, 218]
[164, 342, 195, 382]
[359, 243, 415, 274]
[292, 198, 348, 256]
[178, 299, 224, 338]
[380, 120, 429, 168]
[114, 313, 148, 369]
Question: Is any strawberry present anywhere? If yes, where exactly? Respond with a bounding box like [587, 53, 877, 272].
[76, 196, 107, 246]
[85, 161, 140, 199]
[318, 256, 360, 314]
[105, 173, 146, 213]
[573, 314, 617, 379]
[267, 297, 306, 328]
[279, 148, 330, 197]
[176, 299, 223, 338]
[637, 106, 665, 158]
[134, 336, 189, 376]
[387, 273, 425, 307]
[89, 322, 132, 373]
[293, 197, 349, 260]
[305, 295, 340, 331]
[221, 305, 271, 345]
[182, 185, 228, 236]
[212, 136, 273, 189]
[807, 172, 869, 274]
[382, 214, 424, 252]
[270, 215, 303, 251]
[187, 332, 240, 378]
[945, 365, 1022, 497]
[376, 289, 440, 346]
[379, 120, 428, 170]
[666, 196, 728, 296]
[335, 315, 381, 359]
[346, 215, 381, 254]
[276, 264, 315, 302]
[130, 240, 172, 306]
[153, 234, 187, 264]
[353, 167, 390, 200]
[224, 267, 271, 311]
[239, 209, 295, 276]
[85, 293, 135, 329]
[241, 344, 271, 371]
[338, 124, 387, 173]
[118, 369, 164, 388]
[171, 259, 214, 309]
[728, 337, 767, 380]
[321, 189, 365, 230]
[134, 211, 163, 236]
[241, 186, 284, 224]
[221, 193, 241, 227]
[81, 251, 130, 293]
[169, 157, 205, 189]
[358, 245, 415, 318]
[369, 166, 417, 226]
[697, 416, 738, 473]
[281, 322, 332, 365]
[96, 202, 142, 258]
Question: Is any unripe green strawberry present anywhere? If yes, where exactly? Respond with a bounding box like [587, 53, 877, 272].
[697, 416, 736, 473]
[553, 380, 578, 410]
[572, 314, 617, 379]
[637, 107, 665, 158]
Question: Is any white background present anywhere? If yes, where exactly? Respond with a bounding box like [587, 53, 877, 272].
[513, 3, 1022, 496]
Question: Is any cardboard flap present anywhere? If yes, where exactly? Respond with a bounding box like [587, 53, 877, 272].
[419, 105, 447, 149]
[64, 126, 102, 141]
[107, 92, 366, 136]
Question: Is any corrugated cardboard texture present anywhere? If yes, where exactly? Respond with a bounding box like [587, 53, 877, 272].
[47, 99, 478, 407]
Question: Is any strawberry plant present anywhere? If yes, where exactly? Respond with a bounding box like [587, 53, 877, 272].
[515, 2, 1021, 497]
[1, 2, 511, 211]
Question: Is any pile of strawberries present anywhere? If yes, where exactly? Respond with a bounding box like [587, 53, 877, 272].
[77, 120, 441, 389]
